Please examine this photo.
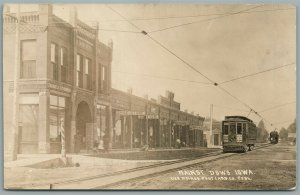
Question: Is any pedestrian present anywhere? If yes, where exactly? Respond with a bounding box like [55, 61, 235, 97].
[176, 138, 181, 149]
[103, 133, 109, 153]
[74, 130, 81, 154]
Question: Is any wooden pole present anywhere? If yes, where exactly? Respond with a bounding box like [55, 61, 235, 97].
[11, 5, 20, 161]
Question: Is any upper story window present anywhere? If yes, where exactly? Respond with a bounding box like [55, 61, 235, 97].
[83, 58, 91, 90]
[84, 58, 89, 74]
[51, 43, 58, 80]
[21, 40, 36, 78]
[100, 65, 108, 91]
[50, 43, 68, 83]
[60, 47, 68, 83]
[76, 54, 83, 88]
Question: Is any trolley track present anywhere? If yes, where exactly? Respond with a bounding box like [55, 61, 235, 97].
[49, 143, 272, 189]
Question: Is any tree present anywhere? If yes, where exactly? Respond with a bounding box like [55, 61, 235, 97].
[256, 120, 269, 142]
[287, 119, 296, 133]
[279, 127, 288, 141]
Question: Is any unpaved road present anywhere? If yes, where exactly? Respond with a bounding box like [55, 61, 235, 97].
[110, 143, 296, 190]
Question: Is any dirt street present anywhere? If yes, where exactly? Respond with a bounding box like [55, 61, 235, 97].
[112, 143, 296, 190]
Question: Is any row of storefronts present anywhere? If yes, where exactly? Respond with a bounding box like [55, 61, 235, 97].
[93, 89, 205, 152]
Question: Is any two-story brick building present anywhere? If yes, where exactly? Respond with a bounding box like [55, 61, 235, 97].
[3, 5, 113, 155]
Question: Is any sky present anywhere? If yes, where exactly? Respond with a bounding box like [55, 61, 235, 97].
[7, 4, 296, 131]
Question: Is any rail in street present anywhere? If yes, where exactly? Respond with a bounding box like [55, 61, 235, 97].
[50, 143, 272, 190]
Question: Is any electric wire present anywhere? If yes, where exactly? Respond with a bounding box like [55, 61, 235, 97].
[218, 63, 295, 85]
[105, 4, 281, 129]
[113, 70, 211, 85]
[259, 101, 296, 113]
[148, 5, 265, 33]
[96, 7, 295, 22]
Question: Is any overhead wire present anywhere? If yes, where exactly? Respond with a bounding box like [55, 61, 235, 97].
[105, 4, 284, 129]
[273, 119, 295, 125]
[148, 5, 265, 33]
[213, 104, 249, 112]
[113, 70, 211, 85]
[259, 101, 296, 113]
[6, 6, 294, 129]
[96, 7, 295, 22]
[218, 63, 295, 85]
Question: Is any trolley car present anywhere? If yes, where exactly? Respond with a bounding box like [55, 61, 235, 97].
[269, 131, 279, 144]
[222, 116, 257, 153]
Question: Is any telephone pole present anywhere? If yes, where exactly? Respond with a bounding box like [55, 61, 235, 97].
[209, 104, 213, 148]
[11, 5, 20, 161]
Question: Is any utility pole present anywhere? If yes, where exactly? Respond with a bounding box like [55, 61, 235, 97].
[209, 104, 213, 148]
[11, 5, 20, 161]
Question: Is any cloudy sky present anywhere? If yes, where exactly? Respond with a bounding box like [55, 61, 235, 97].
[9, 4, 296, 130]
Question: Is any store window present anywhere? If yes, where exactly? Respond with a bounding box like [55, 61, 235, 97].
[18, 104, 39, 153]
[50, 95, 65, 142]
[21, 40, 36, 78]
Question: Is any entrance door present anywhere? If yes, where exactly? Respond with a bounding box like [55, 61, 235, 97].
[214, 134, 219, 145]
[75, 101, 92, 153]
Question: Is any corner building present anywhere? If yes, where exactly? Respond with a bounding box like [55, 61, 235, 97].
[3, 4, 205, 156]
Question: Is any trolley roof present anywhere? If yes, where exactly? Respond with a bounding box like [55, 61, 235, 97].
[224, 116, 253, 123]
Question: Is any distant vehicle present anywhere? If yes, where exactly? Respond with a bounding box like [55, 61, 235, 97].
[222, 116, 257, 153]
[269, 131, 279, 144]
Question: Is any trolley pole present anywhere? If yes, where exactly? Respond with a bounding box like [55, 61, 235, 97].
[11, 5, 20, 161]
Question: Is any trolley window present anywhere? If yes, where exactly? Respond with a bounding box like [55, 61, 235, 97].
[229, 123, 236, 134]
[237, 123, 242, 134]
[223, 124, 229, 135]
[243, 123, 247, 132]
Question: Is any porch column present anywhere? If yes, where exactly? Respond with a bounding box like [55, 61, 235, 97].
[70, 92, 77, 153]
[107, 105, 113, 149]
[38, 89, 50, 153]
[130, 116, 133, 149]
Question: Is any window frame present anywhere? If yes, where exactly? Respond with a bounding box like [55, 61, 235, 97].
[21, 39, 37, 79]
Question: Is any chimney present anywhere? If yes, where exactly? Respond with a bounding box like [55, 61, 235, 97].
[143, 94, 148, 100]
[165, 90, 174, 100]
[127, 88, 133, 94]
[69, 5, 77, 27]
[39, 4, 52, 25]
[157, 96, 162, 104]
[108, 39, 113, 48]
[151, 98, 156, 103]
[3, 5, 10, 14]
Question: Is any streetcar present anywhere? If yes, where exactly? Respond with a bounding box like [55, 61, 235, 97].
[269, 130, 279, 144]
[222, 116, 257, 153]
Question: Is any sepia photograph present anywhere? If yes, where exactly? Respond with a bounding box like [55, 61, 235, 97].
[2, 3, 296, 190]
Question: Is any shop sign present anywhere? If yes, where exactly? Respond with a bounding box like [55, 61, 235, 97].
[190, 125, 202, 130]
[147, 115, 159, 119]
[175, 120, 189, 125]
[49, 83, 71, 93]
[118, 110, 146, 115]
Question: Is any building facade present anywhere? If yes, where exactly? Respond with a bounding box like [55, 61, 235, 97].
[3, 4, 205, 156]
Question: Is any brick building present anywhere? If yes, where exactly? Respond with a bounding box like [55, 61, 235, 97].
[3, 4, 205, 156]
